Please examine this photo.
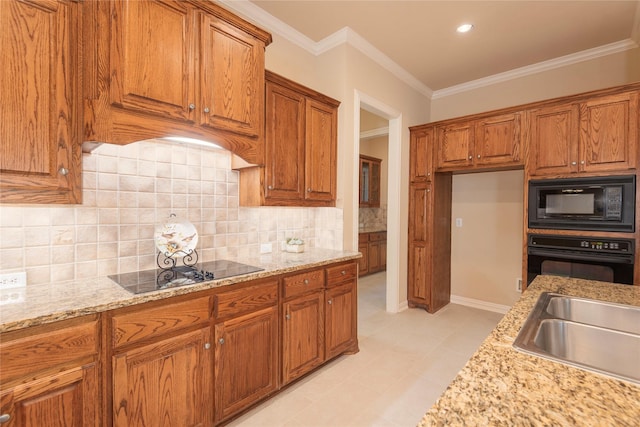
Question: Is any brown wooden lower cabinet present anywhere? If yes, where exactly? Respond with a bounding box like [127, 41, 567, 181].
[282, 291, 325, 384]
[0, 260, 359, 427]
[112, 327, 213, 426]
[358, 231, 387, 276]
[0, 315, 101, 427]
[212, 280, 279, 423]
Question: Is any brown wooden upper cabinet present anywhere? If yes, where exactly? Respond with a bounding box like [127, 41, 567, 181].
[238, 71, 340, 207]
[528, 91, 638, 176]
[436, 112, 522, 171]
[1, 0, 82, 204]
[410, 128, 434, 182]
[359, 155, 382, 207]
[83, 0, 272, 164]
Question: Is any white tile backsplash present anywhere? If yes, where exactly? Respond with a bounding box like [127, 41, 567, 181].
[0, 139, 343, 285]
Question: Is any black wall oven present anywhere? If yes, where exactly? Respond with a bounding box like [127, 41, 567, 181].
[528, 175, 635, 232]
[527, 234, 635, 285]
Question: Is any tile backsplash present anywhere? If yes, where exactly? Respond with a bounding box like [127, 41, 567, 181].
[359, 206, 387, 231]
[0, 139, 343, 285]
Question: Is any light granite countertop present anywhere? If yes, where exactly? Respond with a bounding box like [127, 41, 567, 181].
[359, 227, 387, 234]
[0, 248, 360, 333]
[419, 275, 640, 426]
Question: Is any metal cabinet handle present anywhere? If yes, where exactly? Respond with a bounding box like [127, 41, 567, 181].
[0, 414, 10, 423]
[571, 161, 577, 166]
[427, 188, 431, 192]
[304, 279, 309, 285]
[307, 188, 312, 193]
[580, 160, 585, 165]
[268, 185, 273, 190]
[204, 343, 211, 350]
[188, 103, 195, 110]
[204, 107, 210, 113]
[218, 338, 224, 345]
[468, 156, 473, 160]
[285, 314, 291, 320]
[341, 270, 346, 275]
[58, 167, 69, 176]
[328, 299, 332, 305]
[477, 155, 481, 159]
[427, 172, 431, 176]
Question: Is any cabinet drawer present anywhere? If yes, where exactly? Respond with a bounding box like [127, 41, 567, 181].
[112, 296, 211, 349]
[0, 316, 98, 383]
[326, 263, 358, 287]
[283, 269, 325, 299]
[215, 280, 278, 320]
[369, 232, 386, 242]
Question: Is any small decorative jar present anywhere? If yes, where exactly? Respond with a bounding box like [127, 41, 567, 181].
[285, 238, 305, 253]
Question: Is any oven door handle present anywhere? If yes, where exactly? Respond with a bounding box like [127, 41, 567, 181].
[528, 248, 635, 264]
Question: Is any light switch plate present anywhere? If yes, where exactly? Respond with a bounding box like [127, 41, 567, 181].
[0, 272, 26, 289]
[260, 243, 273, 254]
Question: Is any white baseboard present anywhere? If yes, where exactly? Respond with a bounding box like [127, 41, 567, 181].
[450, 295, 511, 314]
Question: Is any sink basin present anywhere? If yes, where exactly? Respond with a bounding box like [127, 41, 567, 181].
[514, 292, 640, 385]
[546, 295, 640, 335]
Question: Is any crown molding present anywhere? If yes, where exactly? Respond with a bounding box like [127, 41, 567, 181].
[360, 127, 389, 140]
[219, 1, 637, 102]
[217, 0, 433, 98]
[432, 39, 639, 99]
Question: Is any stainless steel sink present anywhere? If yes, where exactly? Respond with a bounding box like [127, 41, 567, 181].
[514, 292, 640, 385]
[546, 295, 640, 335]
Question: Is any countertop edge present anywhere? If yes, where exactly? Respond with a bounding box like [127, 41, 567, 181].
[0, 250, 361, 333]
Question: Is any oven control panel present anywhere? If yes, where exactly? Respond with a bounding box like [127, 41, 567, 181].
[529, 234, 634, 254]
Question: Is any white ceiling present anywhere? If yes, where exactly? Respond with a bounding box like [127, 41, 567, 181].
[223, 1, 640, 97]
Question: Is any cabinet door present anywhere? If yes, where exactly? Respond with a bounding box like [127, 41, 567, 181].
[436, 123, 474, 169]
[358, 241, 369, 276]
[369, 160, 381, 207]
[580, 91, 638, 173]
[325, 282, 357, 360]
[305, 99, 337, 202]
[112, 327, 212, 427]
[0, 0, 81, 203]
[214, 306, 278, 423]
[109, 0, 195, 121]
[264, 80, 306, 202]
[282, 292, 324, 384]
[200, 13, 264, 137]
[528, 103, 580, 176]
[408, 184, 432, 306]
[410, 128, 434, 182]
[474, 113, 522, 166]
[368, 241, 381, 273]
[0, 363, 99, 427]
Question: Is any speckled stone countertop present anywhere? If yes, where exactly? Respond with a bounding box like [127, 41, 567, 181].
[359, 227, 387, 234]
[0, 248, 360, 333]
[419, 275, 640, 426]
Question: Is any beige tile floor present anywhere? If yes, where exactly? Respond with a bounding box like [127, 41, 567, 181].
[227, 272, 504, 427]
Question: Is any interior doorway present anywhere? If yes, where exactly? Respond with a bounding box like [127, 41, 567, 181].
[358, 109, 389, 306]
[355, 91, 403, 313]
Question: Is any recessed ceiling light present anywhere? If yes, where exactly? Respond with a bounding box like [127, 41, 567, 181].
[456, 23, 474, 33]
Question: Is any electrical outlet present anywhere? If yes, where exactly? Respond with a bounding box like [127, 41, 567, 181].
[0, 272, 26, 289]
[455, 218, 463, 228]
[260, 243, 273, 254]
[515, 278, 523, 292]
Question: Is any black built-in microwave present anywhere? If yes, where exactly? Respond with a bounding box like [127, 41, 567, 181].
[528, 175, 635, 232]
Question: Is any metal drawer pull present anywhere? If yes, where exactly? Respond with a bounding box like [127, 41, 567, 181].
[189, 103, 195, 110]
[0, 414, 10, 423]
[204, 107, 210, 113]
[218, 338, 224, 345]
[328, 299, 332, 305]
[58, 167, 69, 176]
[304, 279, 309, 284]
[285, 314, 291, 320]
[204, 343, 211, 350]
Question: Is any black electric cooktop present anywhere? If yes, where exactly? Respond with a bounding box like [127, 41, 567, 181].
[109, 260, 264, 294]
